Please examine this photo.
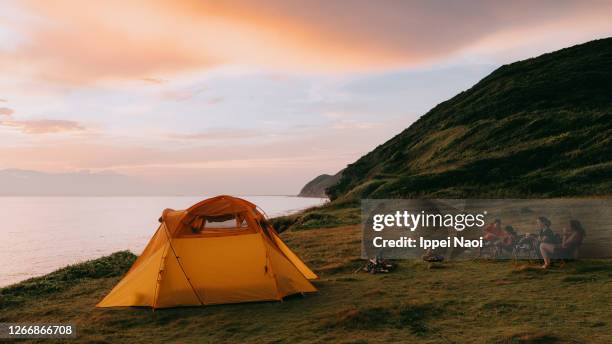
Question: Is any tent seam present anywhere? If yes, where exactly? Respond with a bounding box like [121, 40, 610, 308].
[260, 232, 283, 301]
[152, 226, 170, 310]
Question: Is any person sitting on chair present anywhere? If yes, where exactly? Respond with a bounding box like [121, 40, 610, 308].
[502, 225, 518, 246]
[480, 219, 514, 257]
[484, 219, 504, 242]
[556, 220, 586, 260]
[538, 216, 561, 269]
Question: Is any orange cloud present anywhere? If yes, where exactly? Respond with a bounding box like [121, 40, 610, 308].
[1, 119, 85, 134]
[141, 77, 168, 84]
[167, 128, 259, 141]
[7, 0, 610, 85]
[12, 0, 219, 85]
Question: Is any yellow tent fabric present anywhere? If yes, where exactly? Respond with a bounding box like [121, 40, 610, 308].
[97, 195, 317, 308]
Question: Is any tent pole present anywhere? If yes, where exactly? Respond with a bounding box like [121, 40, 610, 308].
[162, 223, 205, 306]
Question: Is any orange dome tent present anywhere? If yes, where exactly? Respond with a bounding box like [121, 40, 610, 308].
[97, 195, 317, 308]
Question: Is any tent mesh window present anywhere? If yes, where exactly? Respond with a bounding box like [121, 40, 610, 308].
[203, 214, 248, 229]
[184, 213, 251, 235]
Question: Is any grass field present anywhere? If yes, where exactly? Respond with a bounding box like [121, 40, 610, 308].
[1, 225, 611, 343]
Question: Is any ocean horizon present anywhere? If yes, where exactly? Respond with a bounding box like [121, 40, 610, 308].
[0, 196, 327, 287]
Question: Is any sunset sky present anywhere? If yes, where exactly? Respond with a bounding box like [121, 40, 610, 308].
[1, 0, 611, 195]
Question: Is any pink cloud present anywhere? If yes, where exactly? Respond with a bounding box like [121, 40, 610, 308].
[162, 87, 207, 101]
[0, 117, 424, 193]
[0, 107, 14, 116]
[1, 119, 85, 134]
[167, 128, 259, 141]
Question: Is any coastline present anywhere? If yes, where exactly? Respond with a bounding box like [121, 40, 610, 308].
[0, 196, 326, 287]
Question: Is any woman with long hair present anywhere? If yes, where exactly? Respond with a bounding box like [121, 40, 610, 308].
[559, 220, 586, 259]
[539, 218, 585, 268]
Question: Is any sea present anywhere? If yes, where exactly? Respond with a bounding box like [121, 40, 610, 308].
[0, 196, 327, 287]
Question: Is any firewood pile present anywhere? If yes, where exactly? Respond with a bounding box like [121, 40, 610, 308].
[362, 257, 395, 274]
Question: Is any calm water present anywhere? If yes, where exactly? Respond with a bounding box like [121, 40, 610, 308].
[0, 196, 326, 287]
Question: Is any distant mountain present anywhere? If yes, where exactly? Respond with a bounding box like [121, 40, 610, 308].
[0, 169, 155, 196]
[298, 172, 342, 198]
[323, 38, 612, 201]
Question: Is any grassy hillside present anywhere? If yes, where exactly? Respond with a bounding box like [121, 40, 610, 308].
[280, 38, 612, 231]
[325, 38, 612, 201]
[1, 226, 611, 343]
[271, 199, 360, 232]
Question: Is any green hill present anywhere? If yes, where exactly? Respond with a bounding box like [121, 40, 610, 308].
[324, 38, 612, 201]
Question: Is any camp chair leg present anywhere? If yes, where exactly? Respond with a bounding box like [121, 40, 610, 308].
[511, 248, 520, 265]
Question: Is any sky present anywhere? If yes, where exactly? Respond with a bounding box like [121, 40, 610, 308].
[0, 0, 611, 195]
